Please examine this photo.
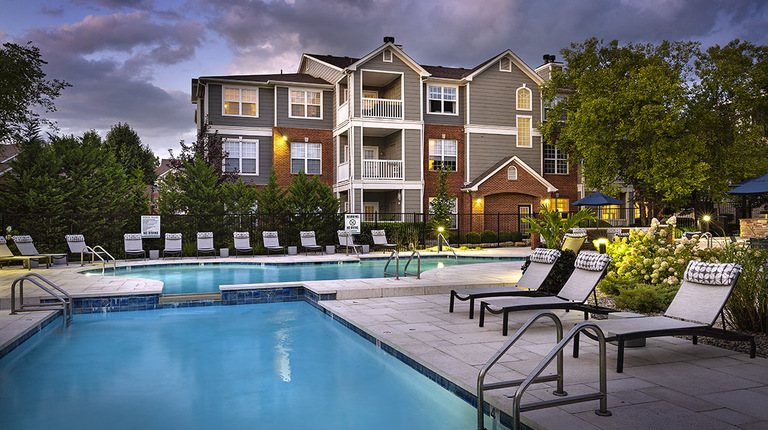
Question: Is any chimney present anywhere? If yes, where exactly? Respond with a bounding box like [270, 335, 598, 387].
[542, 54, 556, 64]
[383, 36, 395, 44]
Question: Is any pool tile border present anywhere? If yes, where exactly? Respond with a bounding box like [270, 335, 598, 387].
[0, 311, 61, 359]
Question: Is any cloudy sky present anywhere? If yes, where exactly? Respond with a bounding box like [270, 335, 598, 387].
[2, 0, 767, 158]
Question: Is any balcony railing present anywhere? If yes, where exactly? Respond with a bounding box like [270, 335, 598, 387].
[362, 98, 403, 120]
[337, 162, 349, 182]
[337, 102, 349, 123]
[363, 159, 403, 180]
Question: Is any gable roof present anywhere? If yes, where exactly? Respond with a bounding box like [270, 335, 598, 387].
[347, 42, 431, 77]
[0, 144, 20, 176]
[303, 54, 358, 69]
[464, 50, 544, 85]
[462, 156, 557, 193]
[198, 73, 332, 87]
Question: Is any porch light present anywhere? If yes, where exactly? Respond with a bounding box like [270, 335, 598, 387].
[476, 198, 482, 204]
[702, 215, 711, 222]
[438, 227, 444, 233]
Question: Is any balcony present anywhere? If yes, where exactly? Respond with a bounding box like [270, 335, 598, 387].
[337, 101, 349, 123]
[363, 159, 403, 180]
[362, 98, 402, 120]
[337, 162, 349, 182]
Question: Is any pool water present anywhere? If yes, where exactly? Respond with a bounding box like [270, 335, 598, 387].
[109, 257, 521, 295]
[0, 303, 506, 430]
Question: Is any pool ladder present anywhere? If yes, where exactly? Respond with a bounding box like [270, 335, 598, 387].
[383, 250, 421, 280]
[436, 233, 457, 258]
[10, 273, 73, 327]
[476, 311, 610, 430]
[79, 245, 116, 274]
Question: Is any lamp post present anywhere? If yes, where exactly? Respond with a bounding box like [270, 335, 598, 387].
[594, 238, 609, 254]
[702, 215, 711, 233]
[437, 226, 444, 252]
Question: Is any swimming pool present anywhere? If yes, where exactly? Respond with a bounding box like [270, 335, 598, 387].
[103, 257, 522, 295]
[0, 303, 506, 430]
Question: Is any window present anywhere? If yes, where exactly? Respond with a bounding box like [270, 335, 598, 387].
[224, 140, 258, 174]
[516, 116, 532, 147]
[223, 87, 257, 117]
[428, 139, 457, 171]
[428, 85, 457, 114]
[517, 86, 531, 111]
[541, 198, 569, 213]
[291, 142, 322, 174]
[499, 57, 512, 72]
[290, 89, 321, 118]
[383, 49, 393, 62]
[544, 96, 565, 121]
[544, 144, 568, 174]
[600, 205, 621, 220]
[507, 166, 517, 180]
[429, 197, 458, 229]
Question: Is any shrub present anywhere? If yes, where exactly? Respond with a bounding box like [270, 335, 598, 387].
[520, 249, 577, 295]
[598, 278, 676, 313]
[498, 231, 512, 242]
[480, 230, 497, 243]
[449, 232, 464, 244]
[465, 231, 481, 244]
[709, 243, 768, 333]
[509, 231, 523, 242]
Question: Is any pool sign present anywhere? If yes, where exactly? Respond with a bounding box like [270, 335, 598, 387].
[141, 215, 161, 238]
[344, 214, 361, 234]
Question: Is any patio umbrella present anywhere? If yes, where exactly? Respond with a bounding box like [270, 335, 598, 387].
[571, 192, 624, 206]
[726, 173, 768, 195]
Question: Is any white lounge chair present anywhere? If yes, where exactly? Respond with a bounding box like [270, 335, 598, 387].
[572, 261, 756, 372]
[479, 253, 613, 335]
[66, 234, 112, 265]
[337, 230, 362, 255]
[371, 229, 397, 253]
[262, 231, 285, 256]
[0, 236, 49, 270]
[163, 233, 182, 259]
[196, 232, 216, 258]
[12, 235, 67, 265]
[450, 248, 562, 319]
[300, 231, 323, 254]
[233, 232, 254, 256]
[123, 234, 146, 260]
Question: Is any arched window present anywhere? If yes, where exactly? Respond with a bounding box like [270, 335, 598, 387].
[507, 165, 518, 180]
[516, 86, 531, 111]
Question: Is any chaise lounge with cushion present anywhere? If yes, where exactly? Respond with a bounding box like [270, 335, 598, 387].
[12, 235, 67, 265]
[0, 236, 50, 270]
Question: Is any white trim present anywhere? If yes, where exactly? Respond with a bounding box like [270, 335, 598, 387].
[507, 165, 518, 180]
[464, 156, 558, 193]
[516, 115, 533, 148]
[223, 138, 260, 176]
[544, 143, 570, 175]
[426, 84, 459, 116]
[211, 126, 273, 137]
[464, 49, 544, 85]
[300, 54, 344, 72]
[383, 49, 392, 62]
[499, 57, 512, 72]
[222, 86, 259, 118]
[348, 42, 430, 77]
[516, 85, 532, 111]
[465, 131, 470, 183]
[348, 119, 422, 130]
[351, 182, 423, 190]
[290, 141, 323, 175]
[288, 87, 323, 120]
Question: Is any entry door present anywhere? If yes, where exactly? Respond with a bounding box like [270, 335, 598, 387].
[363, 146, 379, 178]
[363, 202, 379, 222]
[518, 204, 532, 234]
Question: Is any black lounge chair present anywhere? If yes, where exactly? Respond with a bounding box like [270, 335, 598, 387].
[573, 260, 756, 372]
[479, 253, 613, 335]
[449, 248, 562, 319]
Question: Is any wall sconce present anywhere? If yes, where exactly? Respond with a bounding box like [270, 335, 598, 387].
[304, 137, 309, 142]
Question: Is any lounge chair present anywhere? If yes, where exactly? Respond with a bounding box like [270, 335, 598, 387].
[196, 232, 217, 258]
[300, 231, 323, 255]
[163, 233, 183, 259]
[371, 229, 397, 253]
[561, 233, 587, 254]
[233, 232, 254, 256]
[337, 230, 363, 255]
[573, 260, 756, 372]
[449, 248, 561, 319]
[66, 234, 112, 265]
[262, 231, 285, 256]
[123, 234, 147, 260]
[479, 253, 613, 335]
[12, 235, 67, 265]
[0, 236, 50, 270]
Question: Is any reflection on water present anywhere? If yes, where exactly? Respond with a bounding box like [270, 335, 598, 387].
[274, 327, 292, 382]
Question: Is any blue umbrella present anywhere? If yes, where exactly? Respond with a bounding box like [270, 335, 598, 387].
[571, 192, 624, 206]
[727, 173, 768, 195]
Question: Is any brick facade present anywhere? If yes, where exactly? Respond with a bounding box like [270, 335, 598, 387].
[423, 124, 466, 222]
[273, 127, 334, 188]
[543, 161, 579, 206]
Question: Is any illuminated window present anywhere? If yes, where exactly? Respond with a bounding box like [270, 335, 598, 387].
[544, 144, 568, 174]
[517, 86, 531, 111]
[541, 198, 569, 213]
[517, 116, 532, 147]
[428, 139, 457, 171]
[290, 89, 322, 119]
[291, 142, 322, 174]
[428, 85, 457, 114]
[507, 166, 517, 180]
[223, 87, 257, 117]
[601, 205, 620, 220]
[224, 140, 258, 174]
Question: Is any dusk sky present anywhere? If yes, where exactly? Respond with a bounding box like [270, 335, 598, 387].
[2, 0, 767, 158]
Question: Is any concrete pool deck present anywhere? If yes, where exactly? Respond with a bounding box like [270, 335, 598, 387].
[0, 247, 766, 429]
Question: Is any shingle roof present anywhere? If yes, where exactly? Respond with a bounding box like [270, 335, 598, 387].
[199, 73, 330, 85]
[421, 64, 472, 79]
[305, 54, 358, 69]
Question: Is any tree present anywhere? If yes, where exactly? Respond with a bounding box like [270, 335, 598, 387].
[105, 122, 159, 184]
[428, 166, 455, 235]
[524, 206, 595, 249]
[176, 154, 225, 215]
[222, 179, 259, 215]
[541, 38, 702, 222]
[256, 167, 288, 231]
[171, 118, 234, 183]
[0, 42, 70, 143]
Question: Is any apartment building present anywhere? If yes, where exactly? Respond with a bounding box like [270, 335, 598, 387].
[191, 37, 578, 232]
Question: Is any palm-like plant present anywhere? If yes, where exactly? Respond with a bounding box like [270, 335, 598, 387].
[524, 206, 595, 249]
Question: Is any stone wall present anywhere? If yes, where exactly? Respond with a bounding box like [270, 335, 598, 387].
[740, 218, 768, 238]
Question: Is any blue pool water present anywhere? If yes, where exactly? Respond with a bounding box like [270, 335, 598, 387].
[105, 257, 521, 295]
[0, 303, 506, 430]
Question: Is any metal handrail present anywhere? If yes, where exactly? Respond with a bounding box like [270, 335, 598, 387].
[403, 250, 421, 279]
[80, 245, 116, 274]
[436, 233, 457, 259]
[11, 273, 73, 327]
[477, 313, 611, 430]
[700, 232, 713, 248]
[383, 250, 399, 280]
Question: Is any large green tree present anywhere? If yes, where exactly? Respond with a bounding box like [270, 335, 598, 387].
[104, 122, 159, 184]
[0, 42, 70, 143]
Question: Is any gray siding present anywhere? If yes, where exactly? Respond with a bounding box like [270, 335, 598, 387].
[468, 133, 541, 181]
[352, 127, 362, 180]
[208, 84, 274, 128]
[468, 63, 541, 127]
[383, 132, 401, 160]
[302, 58, 344, 83]
[424, 85, 465, 126]
[403, 129, 421, 181]
[219, 133, 273, 186]
[275, 87, 334, 129]
[354, 54, 421, 121]
[404, 189, 421, 213]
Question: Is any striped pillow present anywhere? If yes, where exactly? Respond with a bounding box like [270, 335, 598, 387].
[574, 253, 612, 271]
